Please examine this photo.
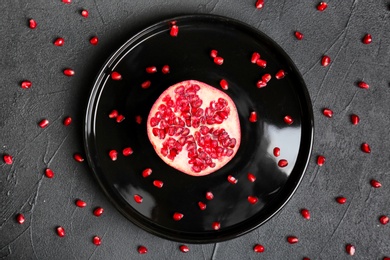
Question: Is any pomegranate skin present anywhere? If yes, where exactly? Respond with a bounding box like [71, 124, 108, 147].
[147, 80, 241, 177]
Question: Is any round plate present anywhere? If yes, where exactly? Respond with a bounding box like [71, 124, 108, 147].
[84, 14, 313, 243]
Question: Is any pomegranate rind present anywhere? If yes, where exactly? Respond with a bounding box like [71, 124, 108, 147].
[147, 80, 241, 176]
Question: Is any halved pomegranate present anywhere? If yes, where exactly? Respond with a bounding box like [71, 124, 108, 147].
[147, 80, 241, 176]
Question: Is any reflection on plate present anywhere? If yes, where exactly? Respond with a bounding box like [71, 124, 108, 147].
[84, 14, 313, 243]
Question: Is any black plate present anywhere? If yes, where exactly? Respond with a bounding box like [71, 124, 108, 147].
[84, 14, 313, 243]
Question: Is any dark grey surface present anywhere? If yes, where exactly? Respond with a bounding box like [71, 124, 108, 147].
[1, 0, 389, 259]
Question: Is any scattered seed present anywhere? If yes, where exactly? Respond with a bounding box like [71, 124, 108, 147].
[173, 212, 184, 221]
[214, 57, 224, 65]
[370, 179, 381, 188]
[321, 55, 331, 66]
[142, 168, 152, 178]
[56, 226, 65, 237]
[54, 37, 64, 46]
[108, 110, 118, 118]
[323, 108, 333, 118]
[247, 173, 256, 182]
[89, 36, 98, 45]
[351, 114, 359, 125]
[170, 24, 179, 37]
[122, 147, 133, 156]
[383, 257, 390, 260]
[38, 119, 49, 128]
[198, 201, 207, 210]
[275, 70, 286, 79]
[303, 258, 311, 260]
[294, 31, 303, 40]
[110, 71, 122, 80]
[29, 19, 37, 29]
[336, 196, 347, 204]
[93, 207, 104, 217]
[210, 49, 218, 58]
[138, 246, 148, 254]
[220, 79, 228, 90]
[109, 150, 118, 161]
[253, 244, 264, 253]
[146, 66, 157, 74]
[21, 80, 32, 89]
[93, 236, 101, 246]
[248, 196, 258, 205]
[379, 215, 389, 225]
[256, 80, 267, 88]
[273, 147, 280, 157]
[45, 168, 54, 178]
[362, 34, 372, 44]
[16, 213, 25, 224]
[256, 59, 267, 68]
[62, 0, 72, 4]
[278, 159, 288, 168]
[75, 199, 87, 208]
[134, 194, 143, 203]
[3, 154, 13, 165]
[346, 244, 355, 256]
[301, 209, 310, 220]
[81, 9, 89, 18]
[251, 52, 260, 63]
[262, 73, 272, 83]
[255, 0, 264, 9]
[287, 236, 298, 244]
[358, 81, 369, 89]
[162, 65, 170, 74]
[141, 80, 151, 89]
[63, 69, 75, 76]
[179, 245, 190, 253]
[249, 111, 258, 123]
[116, 114, 125, 123]
[227, 175, 238, 184]
[284, 115, 293, 125]
[317, 2, 328, 11]
[206, 191, 214, 200]
[361, 143, 371, 153]
[212, 222, 220, 230]
[153, 180, 164, 188]
[135, 115, 142, 124]
[73, 153, 84, 162]
[317, 155, 325, 166]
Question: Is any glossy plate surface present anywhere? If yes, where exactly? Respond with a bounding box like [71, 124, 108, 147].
[84, 14, 313, 243]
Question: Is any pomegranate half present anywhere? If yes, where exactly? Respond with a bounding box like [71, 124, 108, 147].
[147, 80, 241, 176]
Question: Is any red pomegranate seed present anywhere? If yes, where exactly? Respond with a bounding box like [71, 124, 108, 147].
[56, 226, 65, 237]
[301, 209, 310, 220]
[153, 180, 164, 188]
[323, 108, 333, 118]
[135, 115, 142, 124]
[170, 24, 179, 37]
[73, 153, 84, 162]
[379, 215, 389, 225]
[38, 119, 49, 128]
[317, 2, 328, 11]
[255, 0, 264, 9]
[89, 36, 98, 45]
[93, 236, 101, 246]
[287, 236, 298, 244]
[63, 69, 75, 76]
[75, 199, 87, 208]
[357, 81, 369, 89]
[109, 150, 118, 161]
[54, 37, 64, 46]
[122, 147, 133, 156]
[212, 222, 220, 230]
[110, 71, 122, 80]
[370, 179, 381, 188]
[284, 115, 293, 125]
[142, 168, 152, 178]
[16, 213, 25, 224]
[3, 154, 13, 165]
[62, 0, 72, 4]
[116, 114, 125, 123]
[275, 70, 286, 79]
[383, 258, 390, 260]
[81, 9, 89, 18]
[351, 114, 359, 125]
[173, 212, 184, 221]
[253, 244, 264, 253]
[45, 168, 54, 178]
[294, 31, 303, 40]
[248, 196, 258, 205]
[247, 173, 256, 182]
[249, 111, 258, 123]
[336, 196, 347, 204]
[346, 244, 355, 256]
[303, 258, 311, 260]
[317, 155, 325, 166]
[162, 65, 170, 74]
[179, 245, 190, 253]
[21, 80, 32, 89]
[93, 207, 104, 217]
[278, 159, 288, 168]
[361, 143, 371, 153]
[108, 110, 118, 118]
[134, 194, 143, 203]
[141, 80, 151, 89]
[251, 52, 260, 63]
[138, 246, 148, 254]
[198, 201, 206, 210]
[210, 49, 218, 58]
[214, 57, 224, 65]
[256, 59, 267, 68]
[63, 116, 72, 126]
[206, 191, 214, 200]
[227, 175, 238, 184]
[29, 19, 37, 29]
[362, 34, 372, 44]
[262, 73, 272, 83]
[256, 80, 267, 88]
[220, 79, 228, 90]
[273, 147, 280, 157]
[146, 66, 157, 74]
[321, 55, 331, 66]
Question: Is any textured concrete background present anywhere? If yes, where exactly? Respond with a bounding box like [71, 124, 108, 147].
[1, 0, 389, 259]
